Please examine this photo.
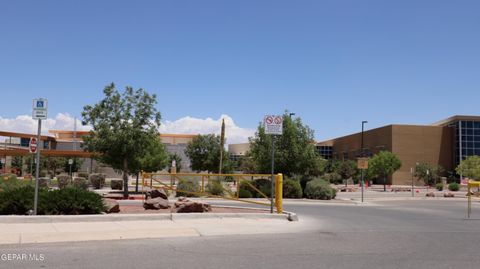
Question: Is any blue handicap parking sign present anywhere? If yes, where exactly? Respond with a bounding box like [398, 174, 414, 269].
[36, 101, 44, 108]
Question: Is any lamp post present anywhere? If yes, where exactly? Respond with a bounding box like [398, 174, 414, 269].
[361, 121, 368, 203]
[289, 113, 295, 118]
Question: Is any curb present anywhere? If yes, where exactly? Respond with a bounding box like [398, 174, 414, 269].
[0, 209, 298, 224]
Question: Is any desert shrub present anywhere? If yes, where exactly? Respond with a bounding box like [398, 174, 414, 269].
[253, 178, 272, 198]
[0, 186, 105, 215]
[238, 188, 252, 198]
[448, 182, 460, 192]
[110, 179, 123, 190]
[77, 172, 89, 179]
[206, 179, 224, 196]
[283, 178, 302, 198]
[0, 173, 22, 191]
[322, 172, 343, 184]
[239, 178, 272, 198]
[57, 175, 72, 189]
[73, 177, 88, 190]
[0, 185, 35, 214]
[304, 179, 336, 200]
[89, 173, 106, 189]
[436, 183, 443, 191]
[39, 187, 106, 215]
[37, 178, 50, 188]
[176, 178, 200, 197]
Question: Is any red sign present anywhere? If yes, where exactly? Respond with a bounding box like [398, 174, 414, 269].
[29, 137, 38, 154]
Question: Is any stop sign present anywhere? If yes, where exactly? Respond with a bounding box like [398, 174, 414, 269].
[29, 137, 38, 153]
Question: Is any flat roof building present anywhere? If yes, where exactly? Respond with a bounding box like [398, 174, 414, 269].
[317, 115, 480, 185]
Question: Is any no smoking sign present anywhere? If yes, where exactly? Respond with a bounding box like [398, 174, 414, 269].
[264, 115, 283, 135]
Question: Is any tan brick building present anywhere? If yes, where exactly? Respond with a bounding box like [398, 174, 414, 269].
[317, 115, 480, 185]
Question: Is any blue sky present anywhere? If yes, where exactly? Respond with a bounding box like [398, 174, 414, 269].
[1, 0, 479, 142]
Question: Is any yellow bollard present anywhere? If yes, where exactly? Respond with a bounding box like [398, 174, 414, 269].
[275, 173, 283, 214]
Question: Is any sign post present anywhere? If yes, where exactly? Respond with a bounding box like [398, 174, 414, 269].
[357, 157, 369, 203]
[32, 98, 47, 215]
[264, 115, 283, 213]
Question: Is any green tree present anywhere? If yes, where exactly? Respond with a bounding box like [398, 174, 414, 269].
[185, 134, 231, 173]
[62, 158, 84, 175]
[456, 155, 480, 180]
[46, 157, 66, 176]
[367, 151, 402, 191]
[415, 162, 444, 185]
[137, 138, 169, 173]
[335, 160, 358, 180]
[82, 83, 162, 197]
[168, 153, 183, 173]
[249, 112, 325, 176]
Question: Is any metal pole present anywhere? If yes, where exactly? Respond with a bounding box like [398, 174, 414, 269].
[361, 121, 367, 202]
[270, 135, 275, 213]
[361, 169, 364, 203]
[33, 119, 42, 215]
[411, 167, 414, 197]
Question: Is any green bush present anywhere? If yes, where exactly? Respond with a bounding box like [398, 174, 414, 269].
[0, 185, 35, 214]
[73, 177, 88, 190]
[206, 179, 224, 196]
[110, 179, 123, 190]
[0, 173, 22, 191]
[0, 186, 106, 215]
[239, 178, 272, 198]
[322, 172, 343, 184]
[77, 172, 89, 179]
[304, 179, 336, 200]
[238, 188, 252, 198]
[436, 183, 443, 191]
[37, 178, 50, 188]
[39, 187, 106, 215]
[283, 178, 302, 198]
[57, 175, 72, 189]
[89, 173, 106, 189]
[448, 182, 460, 192]
[176, 178, 200, 197]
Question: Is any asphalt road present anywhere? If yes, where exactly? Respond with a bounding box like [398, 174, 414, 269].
[1, 200, 480, 269]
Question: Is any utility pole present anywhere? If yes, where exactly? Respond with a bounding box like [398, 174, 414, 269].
[32, 98, 47, 215]
[361, 121, 368, 203]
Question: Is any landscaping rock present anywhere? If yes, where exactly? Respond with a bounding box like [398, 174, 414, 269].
[57, 175, 72, 189]
[174, 198, 211, 213]
[146, 189, 168, 200]
[444, 192, 455, 198]
[89, 173, 106, 189]
[426, 192, 435, 197]
[73, 177, 88, 190]
[143, 197, 170, 210]
[110, 179, 123, 190]
[103, 198, 120, 213]
[38, 178, 49, 188]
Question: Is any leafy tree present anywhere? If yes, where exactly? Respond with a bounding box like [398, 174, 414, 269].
[367, 151, 401, 191]
[415, 162, 444, 185]
[238, 155, 257, 174]
[82, 83, 162, 197]
[456, 155, 480, 180]
[137, 138, 169, 173]
[185, 134, 232, 173]
[168, 153, 183, 173]
[335, 160, 358, 180]
[24, 155, 47, 177]
[11, 156, 23, 170]
[249, 112, 325, 176]
[62, 158, 84, 175]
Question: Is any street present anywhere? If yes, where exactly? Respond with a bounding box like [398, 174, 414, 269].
[1, 199, 480, 269]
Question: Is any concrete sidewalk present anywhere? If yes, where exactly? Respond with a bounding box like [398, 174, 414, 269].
[0, 214, 309, 246]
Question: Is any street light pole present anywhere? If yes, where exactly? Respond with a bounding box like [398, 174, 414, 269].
[361, 121, 368, 203]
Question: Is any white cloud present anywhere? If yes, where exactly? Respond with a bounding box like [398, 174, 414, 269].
[0, 113, 255, 145]
[0, 113, 90, 136]
[159, 115, 255, 145]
